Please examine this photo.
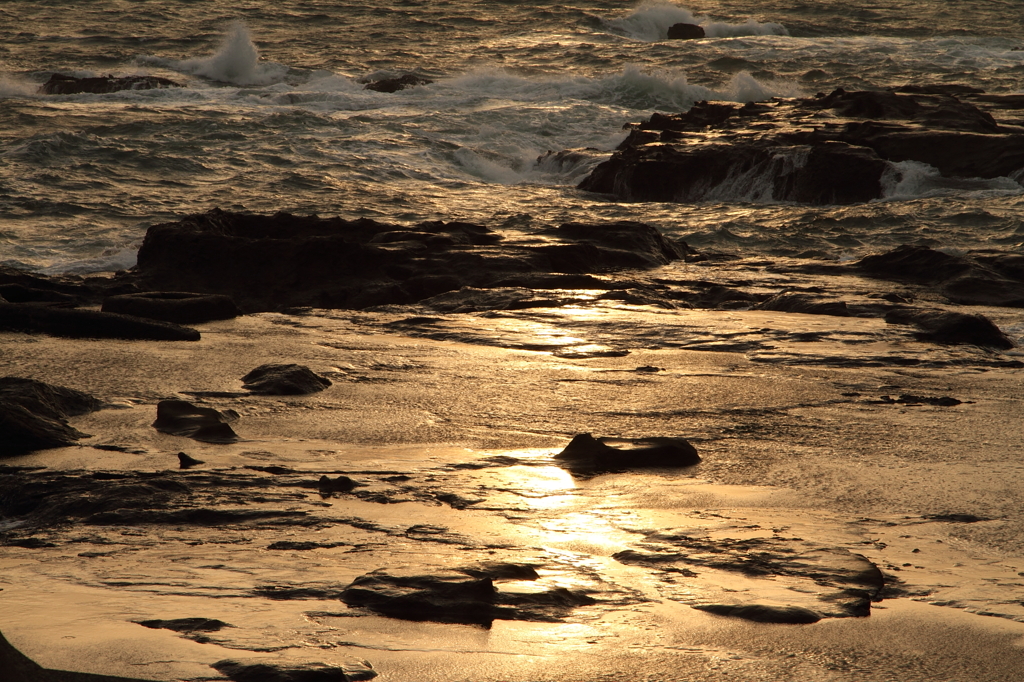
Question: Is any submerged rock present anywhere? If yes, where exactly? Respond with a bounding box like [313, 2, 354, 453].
[152, 400, 240, 443]
[102, 291, 241, 324]
[554, 433, 700, 473]
[242, 364, 332, 395]
[755, 292, 850, 316]
[579, 88, 1024, 205]
[39, 73, 183, 95]
[0, 377, 102, 456]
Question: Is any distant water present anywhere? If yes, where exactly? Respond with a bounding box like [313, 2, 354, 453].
[1, 0, 1023, 273]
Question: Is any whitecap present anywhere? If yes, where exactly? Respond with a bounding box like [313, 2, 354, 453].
[38, 246, 138, 276]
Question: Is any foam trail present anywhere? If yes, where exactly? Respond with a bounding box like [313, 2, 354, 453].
[0, 76, 38, 99]
[172, 21, 288, 85]
[603, 1, 788, 42]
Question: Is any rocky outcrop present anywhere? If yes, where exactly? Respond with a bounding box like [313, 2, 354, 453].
[0, 377, 102, 456]
[667, 23, 705, 40]
[554, 433, 700, 473]
[39, 73, 182, 95]
[885, 308, 1015, 349]
[212, 659, 377, 682]
[579, 87, 1024, 205]
[127, 209, 693, 312]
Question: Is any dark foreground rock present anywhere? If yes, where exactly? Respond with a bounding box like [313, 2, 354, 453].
[152, 400, 240, 443]
[0, 377, 102, 456]
[125, 209, 692, 312]
[102, 291, 241, 324]
[40, 73, 183, 95]
[579, 87, 1024, 205]
[212, 659, 377, 682]
[0, 303, 201, 340]
[341, 563, 595, 625]
[554, 433, 700, 473]
[242, 364, 332, 395]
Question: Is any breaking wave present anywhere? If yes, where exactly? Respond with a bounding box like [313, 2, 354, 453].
[602, 1, 789, 42]
[142, 21, 288, 85]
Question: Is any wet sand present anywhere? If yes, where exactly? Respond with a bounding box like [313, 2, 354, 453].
[3, 308, 1024, 681]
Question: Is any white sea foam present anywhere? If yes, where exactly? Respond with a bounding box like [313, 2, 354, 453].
[38, 246, 138, 276]
[880, 160, 1024, 200]
[156, 21, 288, 85]
[0, 76, 38, 99]
[603, 1, 788, 42]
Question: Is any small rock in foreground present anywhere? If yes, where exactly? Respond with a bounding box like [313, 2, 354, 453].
[554, 433, 700, 472]
[694, 603, 822, 624]
[242, 364, 332, 395]
[152, 400, 239, 443]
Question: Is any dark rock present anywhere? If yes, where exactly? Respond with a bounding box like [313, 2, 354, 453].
[693, 603, 822, 624]
[755, 292, 850, 316]
[884, 308, 1015, 349]
[39, 73, 183, 95]
[857, 245, 1024, 308]
[242, 364, 332, 395]
[178, 452, 205, 469]
[362, 74, 432, 93]
[125, 209, 687, 312]
[0, 302, 200, 340]
[0, 377, 102, 456]
[102, 291, 241, 324]
[580, 88, 1024, 205]
[318, 475, 357, 494]
[0, 284, 78, 304]
[667, 23, 705, 40]
[554, 433, 700, 473]
[136, 617, 232, 633]
[212, 659, 377, 682]
[341, 563, 594, 625]
[152, 400, 240, 443]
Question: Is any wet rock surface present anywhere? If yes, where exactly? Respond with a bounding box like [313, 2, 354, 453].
[212, 659, 377, 682]
[123, 209, 691, 312]
[579, 88, 1024, 204]
[554, 433, 700, 473]
[0, 378, 102, 456]
[39, 73, 183, 95]
[341, 563, 596, 625]
[101, 291, 241, 324]
[152, 400, 240, 443]
[0, 303, 201, 340]
[361, 74, 432, 93]
[241, 364, 332, 395]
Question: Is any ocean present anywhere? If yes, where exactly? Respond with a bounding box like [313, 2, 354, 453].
[2, 0, 1023, 275]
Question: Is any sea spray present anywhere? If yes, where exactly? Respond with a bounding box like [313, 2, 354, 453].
[168, 21, 288, 85]
[602, 1, 788, 42]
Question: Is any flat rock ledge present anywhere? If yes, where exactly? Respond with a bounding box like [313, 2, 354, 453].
[124, 209, 696, 312]
[578, 86, 1024, 205]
